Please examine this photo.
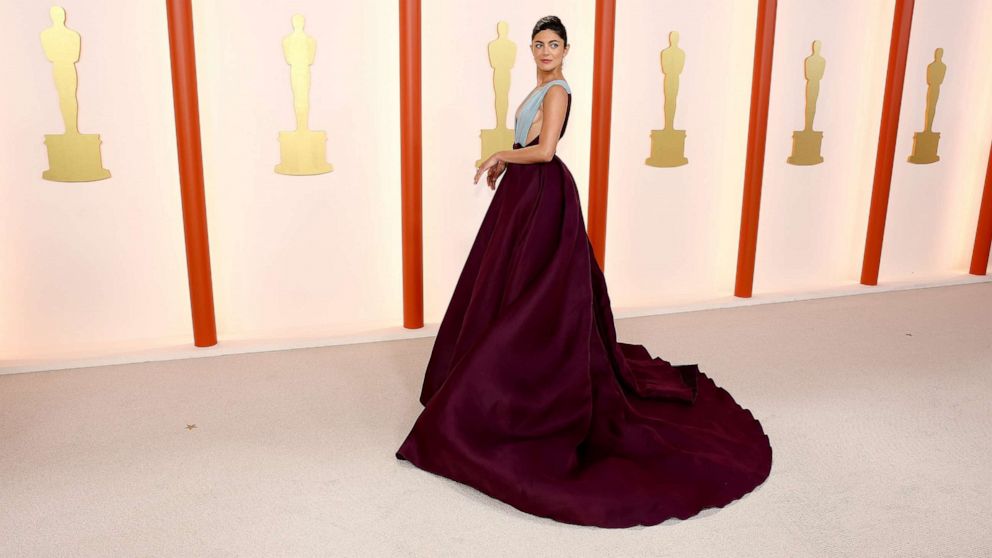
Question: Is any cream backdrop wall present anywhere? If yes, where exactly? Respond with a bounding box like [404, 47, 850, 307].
[420, 2, 595, 323]
[0, 1, 191, 362]
[1, 0, 990, 372]
[881, 0, 992, 281]
[756, 0, 894, 294]
[191, 0, 402, 341]
[606, 0, 759, 309]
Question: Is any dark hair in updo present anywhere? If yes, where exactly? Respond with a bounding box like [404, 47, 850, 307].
[532, 15, 567, 46]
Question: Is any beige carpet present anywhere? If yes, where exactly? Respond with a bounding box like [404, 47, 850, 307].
[1, 282, 990, 557]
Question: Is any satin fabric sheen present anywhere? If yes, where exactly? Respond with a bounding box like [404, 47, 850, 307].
[395, 92, 773, 528]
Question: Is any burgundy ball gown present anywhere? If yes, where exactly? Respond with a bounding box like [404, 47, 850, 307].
[395, 80, 772, 528]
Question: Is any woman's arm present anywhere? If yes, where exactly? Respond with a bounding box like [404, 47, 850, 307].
[474, 85, 569, 184]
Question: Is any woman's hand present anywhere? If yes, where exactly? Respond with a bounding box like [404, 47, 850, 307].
[474, 154, 506, 190]
[486, 160, 507, 190]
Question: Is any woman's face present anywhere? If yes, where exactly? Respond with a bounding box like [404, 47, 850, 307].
[531, 29, 568, 72]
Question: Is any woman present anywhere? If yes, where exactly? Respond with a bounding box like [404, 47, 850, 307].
[395, 15, 772, 528]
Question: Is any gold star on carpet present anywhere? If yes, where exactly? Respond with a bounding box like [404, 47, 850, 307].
[186, 424, 197, 430]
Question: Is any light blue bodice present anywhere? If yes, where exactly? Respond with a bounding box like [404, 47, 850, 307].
[514, 79, 571, 146]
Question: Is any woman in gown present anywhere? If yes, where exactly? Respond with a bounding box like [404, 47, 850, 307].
[395, 15, 772, 528]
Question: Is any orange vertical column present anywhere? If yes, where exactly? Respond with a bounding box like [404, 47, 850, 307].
[165, 0, 217, 347]
[969, 141, 992, 275]
[734, 0, 778, 298]
[400, 0, 424, 328]
[861, 0, 915, 285]
[587, 0, 616, 271]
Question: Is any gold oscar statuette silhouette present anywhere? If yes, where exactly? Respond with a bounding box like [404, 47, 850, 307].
[788, 40, 826, 165]
[40, 6, 110, 182]
[908, 48, 946, 164]
[477, 21, 516, 168]
[646, 31, 688, 167]
[275, 14, 333, 176]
